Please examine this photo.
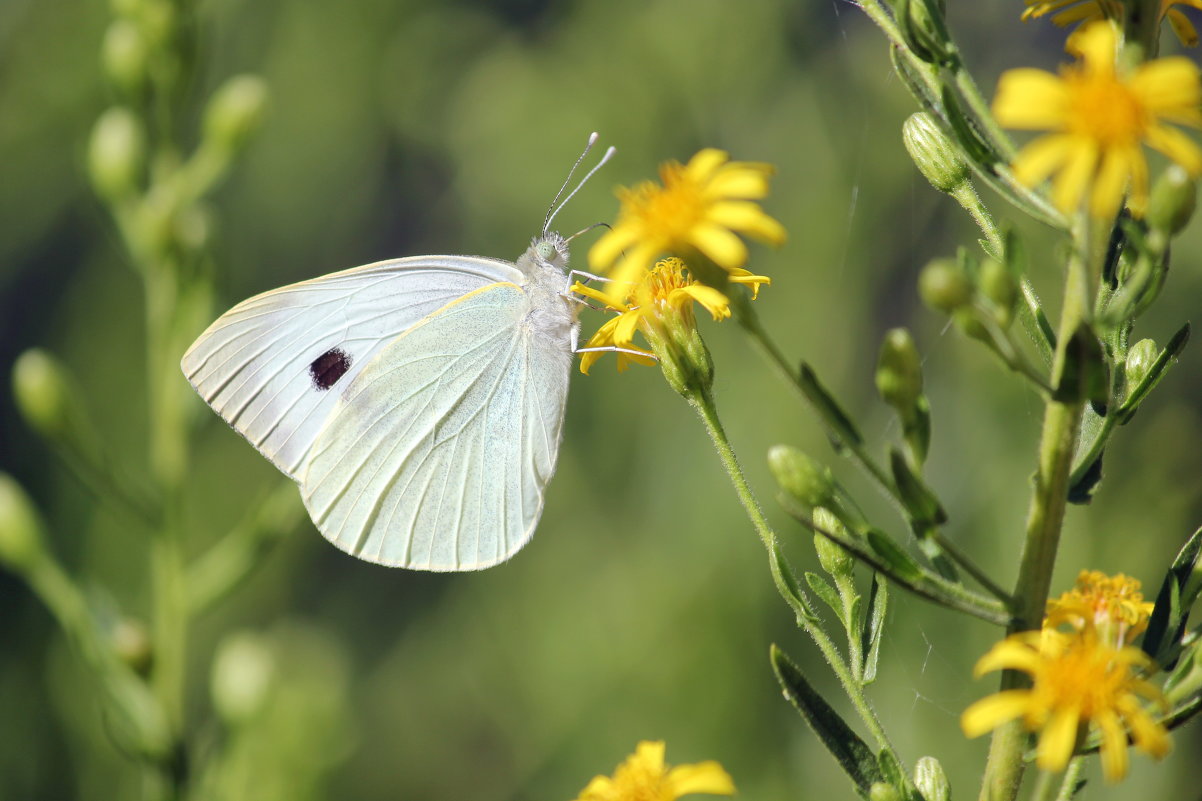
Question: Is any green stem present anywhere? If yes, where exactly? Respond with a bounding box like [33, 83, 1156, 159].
[978, 217, 1093, 801]
[689, 386, 893, 752]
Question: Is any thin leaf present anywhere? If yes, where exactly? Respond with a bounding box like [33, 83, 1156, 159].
[806, 571, 846, 627]
[1142, 526, 1202, 666]
[771, 645, 884, 795]
[860, 572, 888, 684]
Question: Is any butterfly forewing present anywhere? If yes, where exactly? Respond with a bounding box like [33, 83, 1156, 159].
[300, 282, 572, 570]
[181, 256, 522, 478]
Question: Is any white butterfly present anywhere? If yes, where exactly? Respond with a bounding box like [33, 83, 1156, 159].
[182, 135, 615, 571]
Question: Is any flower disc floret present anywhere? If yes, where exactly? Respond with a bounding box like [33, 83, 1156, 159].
[993, 21, 1202, 218]
[1045, 570, 1155, 645]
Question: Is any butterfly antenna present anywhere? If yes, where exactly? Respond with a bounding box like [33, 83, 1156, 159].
[544, 135, 616, 235]
[542, 133, 598, 235]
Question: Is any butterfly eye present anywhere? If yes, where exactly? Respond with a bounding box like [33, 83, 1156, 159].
[536, 241, 556, 262]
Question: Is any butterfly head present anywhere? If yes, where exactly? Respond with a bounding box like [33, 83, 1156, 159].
[532, 232, 570, 271]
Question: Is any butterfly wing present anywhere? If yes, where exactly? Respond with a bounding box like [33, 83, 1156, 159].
[299, 281, 573, 570]
[181, 256, 523, 479]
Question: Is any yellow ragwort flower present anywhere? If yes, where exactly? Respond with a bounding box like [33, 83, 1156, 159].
[570, 740, 735, 801]
[1045, 569, 1156, 645]
[962, 628, 1171, 782]
[1022, 0, 1202, 47]
[993, 20, 1202, 218]
[589, 149, 785, 303]
[573, 257, 769, 374]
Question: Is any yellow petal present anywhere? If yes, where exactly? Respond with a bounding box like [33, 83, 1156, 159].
[1011, 134, 1075, 187]
[1051, 136, 1099, 213]
[708, 201, 788, 244]
[634, 741, 667, 773]
[574, 775, 617, 801]
[675, 285, 731, 320]
[1095, 708, 1129, 781]
[706, 167, 771, 199]
[1122, 703, 1172, 759]
[1035, 705, 1081, 772]
[572, 281, 629, 312]
[973, 637, 1043, 677]
[961, 690, 1033, 736]
[1067, 21, 1119, 74]
[614, 308, 644, 346]
[1168, 8, 1200, 47]
[589, 224, 643, 272]
[683, 149, 729, 182]
[666, 761, 737, 797]
[993, 69, 1070, 129]
[1145, 123, 1202, 174]
[601, 243, 660, 306]
[688, 223, 748, 270]
[1090, 145, 1136, 218]
[1131, 57, 1202, 115]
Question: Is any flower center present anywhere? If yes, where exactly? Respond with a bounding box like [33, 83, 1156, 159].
[1036, 640, 1132, 719]
[1066, 70, 1148, 145]
[623, 165, 706, 238]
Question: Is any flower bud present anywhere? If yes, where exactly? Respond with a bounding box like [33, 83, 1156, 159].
[1147, 165, 1196, 235]
[876, 328, 923, 411]
[112, 618, 153, 677]
[203, 75, 268, 152]
[1124, 338, 1158, 389]
[903, 113, 969, 193]
[953, 308, 990, 342]
[918, 258, 972, 313]
[914, 756, 950, 801]
[812, 507, 854, 577]
[768, 445, 835, 508]
[211, 631, 276, 724]
[88, 107, 145, 199]
[13, 349, 73, 441]
[102, 20, 148, 93]
[869, 782, 901, 801]
[0, 473, 46, 573]
[978, 258, 1017, 327]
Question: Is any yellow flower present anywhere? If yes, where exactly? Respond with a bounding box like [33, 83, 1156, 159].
[573, 257, 769, 374]
[589, 149, 785, 304]
[1022, 1, 1202, 47]
[962, 628, 1171, 781]
[993, 20, 1202, 218]
[1044, 570, 1156, 645]
[570, 740, 735, 801]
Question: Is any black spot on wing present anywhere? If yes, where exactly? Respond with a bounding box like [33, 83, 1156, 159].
[309, 348, 352, 391]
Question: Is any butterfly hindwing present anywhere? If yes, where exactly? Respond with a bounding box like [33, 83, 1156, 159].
[300, 281, 573, 570]
[181, 256, 522, 478]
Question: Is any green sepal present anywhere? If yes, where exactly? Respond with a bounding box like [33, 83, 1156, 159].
[771, 644, 884, 796]
[798, 361, 864, 450]
[876, 749, 923, 801]
[860, 572, 888, 684]
[1142, 525, 1202, 667]
[889, 449, 947, 526]
[806, 571, 846, 626]
[1117, 322, 1190, 424]
[1053, 323, 1108, 404]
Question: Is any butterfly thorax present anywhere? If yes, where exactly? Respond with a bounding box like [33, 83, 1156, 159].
[517, 233, 578, 347]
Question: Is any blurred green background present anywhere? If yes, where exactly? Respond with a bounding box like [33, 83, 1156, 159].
[2, 0, 1201, 798]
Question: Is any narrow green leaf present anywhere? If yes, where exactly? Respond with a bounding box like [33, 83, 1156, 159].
[771, 645, 884, 794]
[867, 529, 925, 583]
[860, 573, 888, 684]
[1053, 323, 1107, 404]
[771, 544, 820, 624]
[889, 449, 947, 526]
[798, 362, 864, 448]
[806, 571, 846, 626]
[940, 85, 998, 166]
[1142, 525, 1202, 666]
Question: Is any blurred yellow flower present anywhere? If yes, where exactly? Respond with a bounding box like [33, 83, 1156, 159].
[589, 149, 785, 304]
[573, 257, 768, 374]
[962, 628, 1170, 781]
[570, 740, 735, 801]
[993, 20, 1202, 218]
[1022, 0, 1202, 47]
[1044, 570, 1155, 645]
